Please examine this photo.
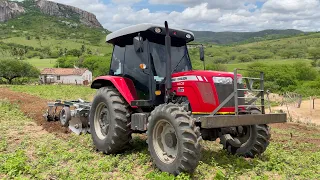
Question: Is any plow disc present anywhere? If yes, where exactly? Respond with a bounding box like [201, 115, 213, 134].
[44, 99, 91, 135]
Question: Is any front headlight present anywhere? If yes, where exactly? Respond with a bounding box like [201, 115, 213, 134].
[213, 77, 233, 84]
[237, 76, 243, 84]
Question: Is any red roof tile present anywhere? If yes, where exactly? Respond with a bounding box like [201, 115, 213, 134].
[41, 68, 88, 76]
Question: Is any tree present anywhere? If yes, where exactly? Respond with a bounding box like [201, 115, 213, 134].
[18, 48, 25, 59]
[213, 55, 230, 64]
[237, 54, 253, 62]
[309, 48, 320, 67]
[292, 62, 318, 81]
[11, 47, 18, 57]
[81, 45, 86, 54]
[67, 49, 82, 57]
[0, 59, 40, 84]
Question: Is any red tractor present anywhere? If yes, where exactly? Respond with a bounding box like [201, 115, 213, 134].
[46, 21, 286, 175]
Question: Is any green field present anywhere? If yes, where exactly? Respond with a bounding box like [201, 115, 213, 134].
[25, 58, 57, 69]
[9, 85, 96, 101]
[225, 58, 313, 71]
[0, 85, 319, 179]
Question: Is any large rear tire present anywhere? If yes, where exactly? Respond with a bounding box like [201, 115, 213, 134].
[147, 103, 201, 175]
[89, 87, 132, 154]
[219, 109, 271, 157]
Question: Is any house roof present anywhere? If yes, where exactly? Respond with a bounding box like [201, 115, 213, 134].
[41, 68, 88, 76]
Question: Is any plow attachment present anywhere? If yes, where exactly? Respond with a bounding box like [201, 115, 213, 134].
[44, 99, 91, 135]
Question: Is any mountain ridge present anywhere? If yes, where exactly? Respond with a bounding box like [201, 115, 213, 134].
[0, 0, 102, 28]
[190, 29, 305, 44]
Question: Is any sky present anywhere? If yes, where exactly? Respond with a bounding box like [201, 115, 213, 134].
[27, 0, 320, 32]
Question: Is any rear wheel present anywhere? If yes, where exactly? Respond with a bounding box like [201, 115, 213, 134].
[219, 109, 271, 158]
[147, 103, 201, 175]
[89, 87, 132, 154]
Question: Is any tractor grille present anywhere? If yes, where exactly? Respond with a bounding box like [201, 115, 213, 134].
[215, 83, 245, 107]
[197, 82, 216, 105]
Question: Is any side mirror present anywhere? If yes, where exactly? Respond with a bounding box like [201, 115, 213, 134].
[134, 36, 143, 52]
[199, 45, 205, 61]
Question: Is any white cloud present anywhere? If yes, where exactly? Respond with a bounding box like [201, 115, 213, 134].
[39, 0, 320, 32]
[262, 0, 319, 13]
[148, 0, 260, 9]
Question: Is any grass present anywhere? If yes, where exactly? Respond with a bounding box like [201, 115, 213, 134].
[0, 86, 320, 179]
[25, 58, 57, 69]
[8, 85, 96, 101]
[225, 58, 313, 71]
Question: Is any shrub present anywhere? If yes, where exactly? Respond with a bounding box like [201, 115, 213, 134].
[55, 56, 79, 68]
[67, 49, 82, 57]
[213, 55, 230, 64]
[237, 54, 253, 62]
[292, 62, 318, 81]
[25, 51, 40, 58]
[206, 64, 228, 71]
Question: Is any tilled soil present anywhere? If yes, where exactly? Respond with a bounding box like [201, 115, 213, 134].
[0, 87, 70, 136]
[270, 123, 320, 146]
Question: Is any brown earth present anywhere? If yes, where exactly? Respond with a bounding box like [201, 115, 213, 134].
[272, 99, 320, 126]
[270, 123, 320, 146]
[0, 87, 70, 137]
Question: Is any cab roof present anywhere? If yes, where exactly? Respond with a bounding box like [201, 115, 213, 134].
[106, 23, 195, 45]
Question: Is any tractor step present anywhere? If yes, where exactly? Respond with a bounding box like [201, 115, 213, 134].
[199, 113, 287, 128]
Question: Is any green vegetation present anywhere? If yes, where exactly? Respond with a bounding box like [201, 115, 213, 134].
[246, 62, 319, 96]
[25, 58, 56, 69]
[8, 85, 96, 101]
[192, 29, 304, 44]
[0, 59, 39, 84]
[0, 0, 112, 64]
[0, 87, 320, 179]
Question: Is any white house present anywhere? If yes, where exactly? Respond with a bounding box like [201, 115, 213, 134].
[40, 68, 92, 85]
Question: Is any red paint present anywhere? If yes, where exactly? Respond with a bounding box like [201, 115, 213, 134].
[172, 70, 244, 113]
[92, 76, 138, 108]
[93, 70, 245, 113]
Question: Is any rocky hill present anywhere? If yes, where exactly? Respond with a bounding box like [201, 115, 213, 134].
[0, 0, 102, 28]
[0, 1, 25, 22]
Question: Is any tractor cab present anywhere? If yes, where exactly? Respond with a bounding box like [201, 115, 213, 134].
[105, 23, 194, 107]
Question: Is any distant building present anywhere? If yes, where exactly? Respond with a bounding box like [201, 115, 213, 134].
[40, 68, 92, 85]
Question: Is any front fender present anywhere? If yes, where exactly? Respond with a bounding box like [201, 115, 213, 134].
[91, 76, 138, 108]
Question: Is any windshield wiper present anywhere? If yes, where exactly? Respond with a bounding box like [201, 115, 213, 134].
[171, 48, 188, 74]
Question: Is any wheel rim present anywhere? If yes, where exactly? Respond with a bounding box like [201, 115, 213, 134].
[153, 119, 178, 164]
[236, 126, 252, 145]
[94, 102, 110, 140]
[229, 126, 252, 147]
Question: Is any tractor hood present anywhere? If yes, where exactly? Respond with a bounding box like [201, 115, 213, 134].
[172, 70, 242, 79]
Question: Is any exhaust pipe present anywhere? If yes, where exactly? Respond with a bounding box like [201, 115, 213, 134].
[164, 21, 172, 102]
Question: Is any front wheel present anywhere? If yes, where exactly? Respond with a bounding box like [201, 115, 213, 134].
[147, 103, 202, 175]
[219, 109, 271, 157]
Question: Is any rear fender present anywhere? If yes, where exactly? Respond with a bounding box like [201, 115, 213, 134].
[91, 76, 138, 108]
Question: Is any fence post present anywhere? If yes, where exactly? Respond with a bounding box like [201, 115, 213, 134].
[310, 96, 312, 115]
[313, 97, 315, 110]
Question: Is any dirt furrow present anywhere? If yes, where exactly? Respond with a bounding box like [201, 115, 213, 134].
[0, 87, 70, 135]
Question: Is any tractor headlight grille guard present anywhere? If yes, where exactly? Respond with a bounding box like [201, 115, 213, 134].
[212, 77, 233, 84]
